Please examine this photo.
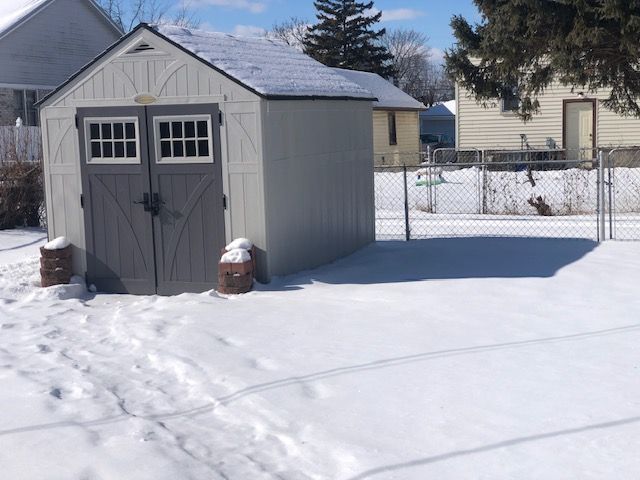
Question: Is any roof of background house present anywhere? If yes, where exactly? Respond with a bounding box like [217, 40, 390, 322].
[0, 0, 48, 37]
[421, 100, 456, 118]
[332, 67, 426, 111]
[0, 0, 121, 39]
[155, 25, 376, 100]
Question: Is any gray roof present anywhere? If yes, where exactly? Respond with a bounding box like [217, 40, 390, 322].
[155, 25, 375, 100]
[332, 68, 426, 111]
[421, 100, 456, 118]
[0, 0, 121, 39]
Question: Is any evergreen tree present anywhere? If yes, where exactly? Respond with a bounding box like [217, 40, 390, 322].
[446, 1, 640, 120]
[304, 0, 394, 77]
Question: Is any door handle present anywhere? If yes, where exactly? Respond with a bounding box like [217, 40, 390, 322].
[134, 193, 153, 212]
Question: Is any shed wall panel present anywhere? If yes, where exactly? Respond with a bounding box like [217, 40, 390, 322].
[40, 106, 85, 275]
[261, 100, 375, 279]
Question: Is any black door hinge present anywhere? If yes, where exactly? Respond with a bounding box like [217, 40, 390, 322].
[75, 114, 79, 129]
[222, 194, 227, 210]
[80, 193, 84, 208]
[218, 111, 223, 126]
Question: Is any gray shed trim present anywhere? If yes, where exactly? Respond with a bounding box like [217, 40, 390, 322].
[0, 0, 122, 42]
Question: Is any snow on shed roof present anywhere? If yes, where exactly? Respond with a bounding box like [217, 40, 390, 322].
[154, 25, 375, 100]
[332, 68, 426, 111]
[0, 0, 49, 37]
[422, 100, 456, 118]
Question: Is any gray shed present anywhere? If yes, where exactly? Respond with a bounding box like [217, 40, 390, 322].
[38, 24, 376, 295]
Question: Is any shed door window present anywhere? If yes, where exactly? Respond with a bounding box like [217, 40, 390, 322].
[388, 112, 397, 146]
[154, 115, 213, 163]
[85, 118, 139, 164]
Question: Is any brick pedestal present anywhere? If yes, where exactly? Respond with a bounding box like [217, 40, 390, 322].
[217, 246, 256, 294]
[40, 245, 72, 287]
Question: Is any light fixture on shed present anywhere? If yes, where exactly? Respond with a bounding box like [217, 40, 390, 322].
[134, 93, 158, 105]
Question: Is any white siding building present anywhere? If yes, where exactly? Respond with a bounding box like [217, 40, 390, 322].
[457, 83, 640, 151]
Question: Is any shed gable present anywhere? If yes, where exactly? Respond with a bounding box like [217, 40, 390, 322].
[50, 29, 259, 107]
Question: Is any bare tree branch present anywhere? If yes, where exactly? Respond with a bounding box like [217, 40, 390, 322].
[267, 17, 309, 50]
[96, 0, 200, 32]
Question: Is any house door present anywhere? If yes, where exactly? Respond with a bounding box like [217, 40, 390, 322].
[78, 104, 225, 295]
[564, 101, 595, 158]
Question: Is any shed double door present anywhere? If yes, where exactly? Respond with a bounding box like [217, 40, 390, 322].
[78, 104, 225, 295]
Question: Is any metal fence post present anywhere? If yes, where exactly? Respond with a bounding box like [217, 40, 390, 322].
[403, 165, 410, 241]
[598, 150, 606, 242]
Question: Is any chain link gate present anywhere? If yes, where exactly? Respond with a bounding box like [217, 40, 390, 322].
[607, 148, 640, 240]
[375, 148, 606, 241]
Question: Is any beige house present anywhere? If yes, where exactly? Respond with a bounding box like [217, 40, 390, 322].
[457, 82, 640, 152]
[334, 68, 426, 165]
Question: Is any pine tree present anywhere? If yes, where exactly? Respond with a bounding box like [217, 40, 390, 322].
[446, 0, 640, 119]
[304, 0, 394, 78]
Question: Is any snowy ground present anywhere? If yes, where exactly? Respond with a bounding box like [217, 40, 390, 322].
[2, 228, 640, 479]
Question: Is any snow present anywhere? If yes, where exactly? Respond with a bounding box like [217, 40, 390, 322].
[226, 238, 253, 251]
[220, 248, 251, 264]
[43, 236, 69, 251]
[154, 25, 375, 99]
[333, 67, 426, 110]
[0, 0, 48, 37]
[2, 227, 640, 479]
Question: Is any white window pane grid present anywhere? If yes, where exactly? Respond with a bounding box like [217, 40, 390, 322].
[85, 118, 140, 164]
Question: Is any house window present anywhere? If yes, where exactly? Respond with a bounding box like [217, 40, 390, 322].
[13, 89, 44, 126]
[501, 87, 520, 113]
[388, 112, 397, 145]
[85, 118, 140, 164]
[154, 115, 214, 163]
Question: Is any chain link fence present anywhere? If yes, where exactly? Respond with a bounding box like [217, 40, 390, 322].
[607, 148, 640, 240]
[374, 148, 636, 242]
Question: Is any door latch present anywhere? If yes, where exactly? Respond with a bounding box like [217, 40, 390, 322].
[134, 193, 152, 212]
[134, 193, 164, 215]
[150, 192, 164, 216]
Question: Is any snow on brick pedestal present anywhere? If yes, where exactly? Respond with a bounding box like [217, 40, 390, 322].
[40, 237, 72, 287]
[217, 239, 255, 295]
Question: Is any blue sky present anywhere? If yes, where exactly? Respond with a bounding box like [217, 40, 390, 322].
[181, 0, 480, 59]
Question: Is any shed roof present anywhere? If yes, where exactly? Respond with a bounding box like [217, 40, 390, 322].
[154, 25, 375, 100]
[332, 68, 426, 111]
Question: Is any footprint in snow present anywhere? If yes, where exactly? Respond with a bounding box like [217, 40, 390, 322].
[216, 336, 244, 347]
[301, 383, 332, 400]
[49, 387, 62, 399]
[250, 357, 279, 371]
[1, 323, 15, 329]
[37, 344, 52, 354]
[44, 329, 61, 339]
